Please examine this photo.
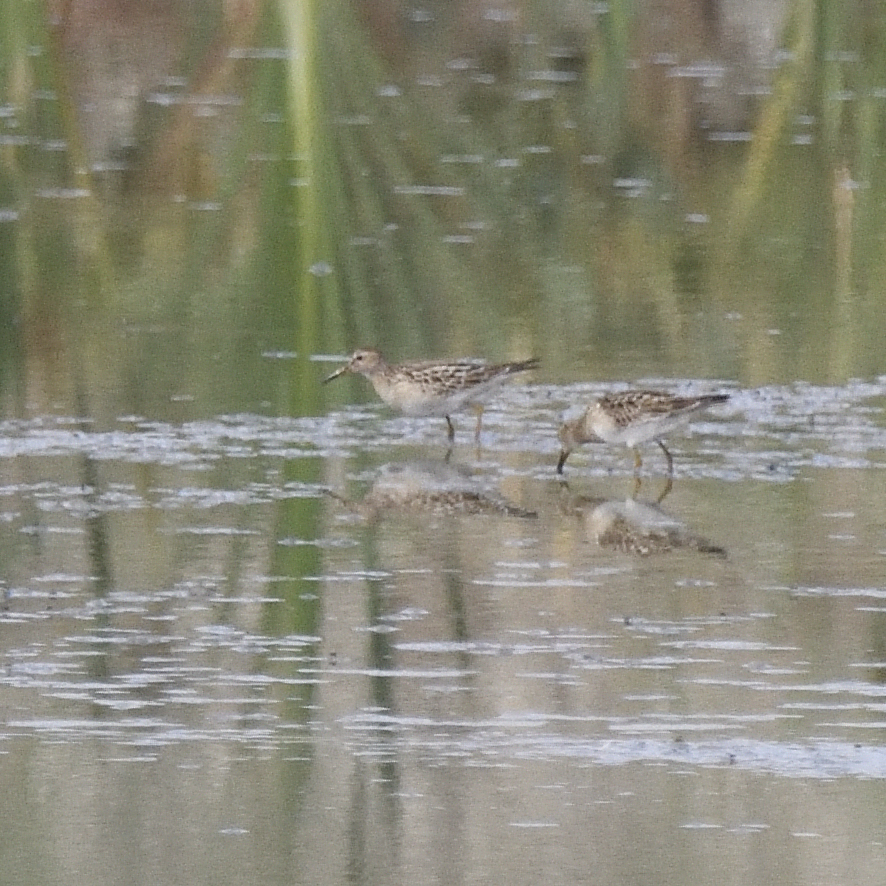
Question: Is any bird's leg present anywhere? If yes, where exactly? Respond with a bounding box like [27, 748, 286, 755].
[656, 440, 674, 475]
[655, 475, 673, 504]
[471, 404, 484, 444]
[632, 448, 643, 472]
[445, 415, 456, 443]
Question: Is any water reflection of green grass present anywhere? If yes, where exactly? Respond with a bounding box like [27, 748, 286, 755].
[0, 0, 885, 401]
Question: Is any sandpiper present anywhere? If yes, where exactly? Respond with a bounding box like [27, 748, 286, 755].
[324, 348, 539, 443]
[556, 390, 729, 474]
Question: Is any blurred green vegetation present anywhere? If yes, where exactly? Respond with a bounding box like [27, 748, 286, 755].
[0, 0, 884, 407]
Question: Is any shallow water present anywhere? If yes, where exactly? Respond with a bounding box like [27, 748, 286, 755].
[2, 375, 886, 884]
[3, 0, 886, 881]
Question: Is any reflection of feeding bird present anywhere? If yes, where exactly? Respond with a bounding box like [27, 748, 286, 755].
[328, 460, 537, 520]
[324, 348, 539, 443]
[557, 390, 730, 474]
[562, 490, 726, 558]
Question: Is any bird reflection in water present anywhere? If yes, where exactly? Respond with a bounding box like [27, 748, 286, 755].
[559, 477, 726, 558]
[327, 459, 537, 520]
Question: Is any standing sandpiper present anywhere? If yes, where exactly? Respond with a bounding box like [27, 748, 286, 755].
[557, 390, 729, 474]
[324, 348, 540, 443]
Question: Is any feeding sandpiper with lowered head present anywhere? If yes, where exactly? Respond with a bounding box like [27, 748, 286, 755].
[556, 389, 730, 475]
[324, 348, 540, 443]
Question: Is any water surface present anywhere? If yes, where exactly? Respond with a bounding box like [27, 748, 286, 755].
[2, 1, 886, 883]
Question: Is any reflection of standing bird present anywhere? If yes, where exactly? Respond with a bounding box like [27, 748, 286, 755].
[324, 348, 539, 443]
[583, 497, 726, 557]
[561, 491, 727, 558]
[557, 390, 729, 474]
[328, 461, 538, 520]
